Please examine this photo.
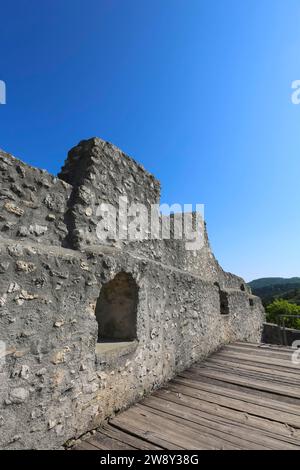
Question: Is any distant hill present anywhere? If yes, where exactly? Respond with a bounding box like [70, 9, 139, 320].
[248, 277, 300, 306]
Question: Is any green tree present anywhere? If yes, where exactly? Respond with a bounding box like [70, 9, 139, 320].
[266, 299, 300, 329]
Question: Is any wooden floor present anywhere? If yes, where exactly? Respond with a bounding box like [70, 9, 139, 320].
[75, 342, 300, 450]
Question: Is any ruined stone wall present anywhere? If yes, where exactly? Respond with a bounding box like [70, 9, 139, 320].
[0, 240, 264, 449]
[56, 140, 252, 285]
[0, 150, 71, 247]
[58, 138, 161, 250]
[0, 142, 259, 289]
[0, 139, 265, 449]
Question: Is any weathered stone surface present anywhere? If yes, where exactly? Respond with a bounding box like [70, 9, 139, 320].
[0, 138, 265, 449]
[0, 150, 72, 246]
[58, 138, 161, 250]
[9, 387, 29, 404]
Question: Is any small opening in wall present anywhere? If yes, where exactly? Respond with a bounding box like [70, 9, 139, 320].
[240, 284, 245, 291]
[220, 290, 230, 315]
[96, 272, 138, 344]
[249, 298, 254, 307]
[215, 283, 230, 315]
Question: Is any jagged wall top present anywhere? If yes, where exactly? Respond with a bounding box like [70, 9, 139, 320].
[0, 138, 236, 283]
[59, 137, 161, 198]
[0, 138, 161, 249]
[58, 138, 161, 249]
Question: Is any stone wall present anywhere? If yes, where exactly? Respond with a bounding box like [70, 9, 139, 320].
[0, 240, 263, 449]
[0, 150, 72, 247]
[0, 139, 265, 449]
[58, 138, 161, 250]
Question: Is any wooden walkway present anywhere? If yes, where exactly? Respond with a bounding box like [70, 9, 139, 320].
[75, 342, 300, 450]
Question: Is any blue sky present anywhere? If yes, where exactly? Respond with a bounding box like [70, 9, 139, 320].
[1, 0, 300, 281]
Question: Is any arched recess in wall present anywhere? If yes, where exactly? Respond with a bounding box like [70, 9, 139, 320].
[96, 272, 138, 342]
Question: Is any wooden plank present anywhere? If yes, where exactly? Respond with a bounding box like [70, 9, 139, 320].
[192, 362, 300, 392]
[220, 347, 294, 363]
[126, 404, 241, 450]
[210, 353, 300, 376]
[88, 432, 136, 450]
[214, 352, 300, 377]
[172, 378, 300, 427]
[234, 342, 296, 354]
[187, 365, 300, 399]
[216, 354, 297, 371]
[110, 413, 184, 450]
[152, 388, 300, 446]
[217, 349, 299, 370]
[73, 440, 100, 450]
[204, 358, 300, 387]
[100, 423, 163, 450]
[113, 405, 218, 449]
[135, 403, 252, 450]
[230, 342, 294, 353]
[198, 363, 300, 389]
[140, 395, 299, 449]
[222, 344, 296, 360]
[168, 379, 300, 428]
[179, 371, 300, 411]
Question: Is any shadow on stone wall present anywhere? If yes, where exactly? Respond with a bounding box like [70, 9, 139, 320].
[262, 322, 300, 346]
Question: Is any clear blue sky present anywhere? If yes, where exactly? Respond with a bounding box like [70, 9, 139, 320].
[1, 0, 300, 281]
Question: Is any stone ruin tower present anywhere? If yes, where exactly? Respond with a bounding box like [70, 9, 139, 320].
[0, 138, 264, 449]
